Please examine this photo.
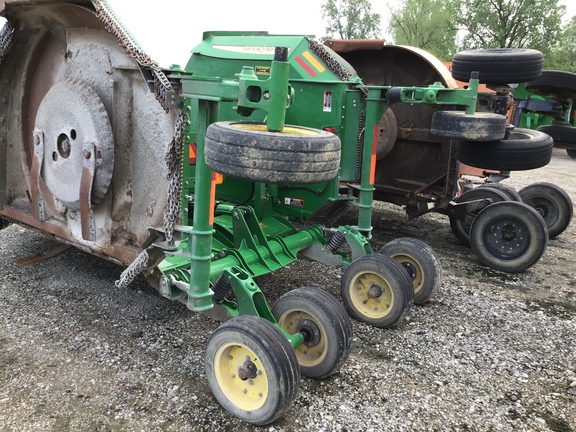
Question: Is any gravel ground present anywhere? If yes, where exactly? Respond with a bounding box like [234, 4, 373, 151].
[0, 148, 575, 432]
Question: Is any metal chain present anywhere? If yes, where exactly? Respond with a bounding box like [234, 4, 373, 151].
[308, 39, 352, 82]
[93, 0, 173, 111]
[164, 110, 185, 243]
[0, 20, 13, 64]
[115, 249, 149, 289]
[92, 1, 185, 284]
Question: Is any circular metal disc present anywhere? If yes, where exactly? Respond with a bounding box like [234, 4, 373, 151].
[34, 77, 114, 209]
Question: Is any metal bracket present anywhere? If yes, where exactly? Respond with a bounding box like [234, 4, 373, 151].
[448, 198, 493, 223]
[30, 130, 46, 221]
[79, 143, 96, 241]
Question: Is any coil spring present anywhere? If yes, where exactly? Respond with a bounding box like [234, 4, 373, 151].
[212, 275, 232, 303]
[326, 231, 346, 252]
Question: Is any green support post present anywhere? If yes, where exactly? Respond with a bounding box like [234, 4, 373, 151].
[356, 87, 389, 239]
[186, 99, 218, 312]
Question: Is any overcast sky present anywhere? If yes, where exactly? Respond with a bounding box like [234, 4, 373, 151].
[2, 1, 571, 67]
[107, 0, 576, 67]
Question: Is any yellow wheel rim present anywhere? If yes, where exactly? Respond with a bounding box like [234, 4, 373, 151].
[348, 271, 394, 318]
[230, 123, 322, 136]
[213, 342, 268, 411]
[277, 310, 327, 368]
[393, 255, 423, 295]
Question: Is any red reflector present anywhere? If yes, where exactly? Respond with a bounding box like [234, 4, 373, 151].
[323, 127, 336, 134]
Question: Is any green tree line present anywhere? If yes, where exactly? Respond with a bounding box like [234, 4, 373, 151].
[321, 0, 576, 72]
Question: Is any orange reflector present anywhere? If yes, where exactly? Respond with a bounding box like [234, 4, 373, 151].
[209, 171, 223, 225]
[370, 125, 378, 185]
[189, 143, 197, 164]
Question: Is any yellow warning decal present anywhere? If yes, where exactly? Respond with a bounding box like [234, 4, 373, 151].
[302, 51, 326, 73]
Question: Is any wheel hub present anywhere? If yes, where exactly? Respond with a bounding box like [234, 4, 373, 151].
[297, 319, 321, 347]
[238, 359, 259, 380]
[501, 224, 517, 241]
[533, 203, 550, 219]
[367, 284, 383, 298]
[401, 262, 418, 280]
[484, 219, 529, 259]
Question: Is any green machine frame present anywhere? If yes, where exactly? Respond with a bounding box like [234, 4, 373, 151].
[151, 33, 481, 328]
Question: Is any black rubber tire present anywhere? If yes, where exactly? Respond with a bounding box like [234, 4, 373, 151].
[469, 201, 548, 272]
[341, 253, 413, 328]
[450, 187, 510, 247]
[518, 182, 573, 239]
[537, 125, 576, 149]
[525, 70, 576, 100]
[456, 128, 553, 171]
[477, 183, 522, 201]
[205, 315, 300, 425]
[271, 286, 353, 379]
[379, 237, 442, 304]
[431, 111, 507, 141]
[567, 149, 576, 159]
[204, 121, 341, 184]
[451, 48, 543, 84]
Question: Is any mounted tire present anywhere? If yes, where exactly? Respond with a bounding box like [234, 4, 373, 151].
[204, 121, 341, 184]
[518, 182, 573, 239]
[272, 286, 353, 379]
[537, 124, 576, 150]
[455, 128, 553, 171]
[469, 201, 548, 272]
[341, 253, 413, 328]
[525, 70, 576, 100]
[379, 237, 442, 304]
[449, 187, 510, 247]
[567, 149, 576, 159]
[451, 48, 543, 84]
[205, 315, 300, 425]
[431, 111, 507, 141]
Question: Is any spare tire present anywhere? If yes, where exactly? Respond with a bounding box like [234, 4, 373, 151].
[205, 121, 342, 184]
[455, 128, 553, 171]
[537, 124, 576, 149]
[525, 70, 576, 100]
[451, 48, 543, 84]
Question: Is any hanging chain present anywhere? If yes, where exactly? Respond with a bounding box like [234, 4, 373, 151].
[164, 110, 185, 244]
[115, 249, 149, 289]
[93, 0, 173, 111]
[92, 1, 186, 286]
[0, 20, 13, 64]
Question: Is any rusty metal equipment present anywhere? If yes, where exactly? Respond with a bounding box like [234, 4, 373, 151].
[326, 41, 572, 272]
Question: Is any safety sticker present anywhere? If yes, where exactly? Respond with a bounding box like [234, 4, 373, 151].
[285, 197, 304, 207]
[255, 66, 271, 75]
[323, 91, 333, 112]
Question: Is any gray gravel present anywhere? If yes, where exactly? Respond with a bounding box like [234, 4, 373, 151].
[0, 148, 575, 432]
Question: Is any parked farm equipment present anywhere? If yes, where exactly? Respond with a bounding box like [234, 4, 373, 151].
[0, 0, 567, 424]
[513, 69, 576, 160]
[326, 42, 572, 270]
